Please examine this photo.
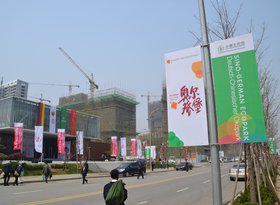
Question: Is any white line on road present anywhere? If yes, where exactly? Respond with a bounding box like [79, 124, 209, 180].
[176, 187, 189, 193]
[203, 180, 210, 183]
[14, 190, 43, 195]
[221, 173, 228, 177]
[136, 201, 148, 205]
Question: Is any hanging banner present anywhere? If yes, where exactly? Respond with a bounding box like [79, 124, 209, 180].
[131, 138, 136, 157]
[14, 123, 23, 150]
[268, 138, 277, 155]
[137, 139, 142, 158]
[39, 102, 45, 126]
[151, 146, 156, 160]
[76, 131, 84, 155]
[60, 107, 67, 129]
[49, 105, 56, 133]
[165, 46, 208, 147]
[57, 129, 65, 154]
[111, 136, 118, 156]
[211, 33, 266, 144]
[120, 137, 127, 157]
[70, 110, 76, 135]
[34, 126, 43, 153]
[145, 147, 150, 159]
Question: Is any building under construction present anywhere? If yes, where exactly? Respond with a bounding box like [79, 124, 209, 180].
[59, 88, 138, 143]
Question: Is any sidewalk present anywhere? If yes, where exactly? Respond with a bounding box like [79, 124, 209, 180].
[0, 168, 175, 185]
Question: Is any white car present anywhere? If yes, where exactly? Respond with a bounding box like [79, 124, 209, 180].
[229, 163, 247, 181]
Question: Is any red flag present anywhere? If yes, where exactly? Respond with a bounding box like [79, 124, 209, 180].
[57, 129, 65, 154]
[14, 123, 23, 150]
[70, 110, 76, 135]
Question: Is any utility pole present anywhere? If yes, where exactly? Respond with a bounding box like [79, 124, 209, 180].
[198, 0, 222, 205]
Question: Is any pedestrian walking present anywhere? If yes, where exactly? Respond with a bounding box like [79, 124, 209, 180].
[137, 161, 144, 179]
[103, 169, 127, 205]
[185, 161, 189, 172]
[13, 163, 23, 186]
[3, 161, 12, 186]
[81, 161, 88, 184]
[151, 160, 155, 171]
[42, 162, 52, 183]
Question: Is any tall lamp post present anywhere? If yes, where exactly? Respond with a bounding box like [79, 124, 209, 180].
[148, 107, 161, 171]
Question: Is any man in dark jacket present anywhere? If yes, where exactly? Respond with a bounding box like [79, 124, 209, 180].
[81, 161, 89, 184]
[3, 161, 12, 186]
[103, 169, 127, 205]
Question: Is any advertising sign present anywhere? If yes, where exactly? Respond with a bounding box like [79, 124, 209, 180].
[34, 126, 43, 153]
[57, 129, 65, 154]
[137, 139, 142, 158]
[121, 137, 127, 157]
[14, 123, 23, 150]
[211, 34, 266, 144]
[131, 138, 136, 157]
[111, 136, 118, 156]
[165, 46, 209, 147]
[49, 105, 56, 133]
[76, 131, 84, 155]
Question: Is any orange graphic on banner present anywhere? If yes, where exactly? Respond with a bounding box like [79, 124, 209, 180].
[192, 61, 203, 79]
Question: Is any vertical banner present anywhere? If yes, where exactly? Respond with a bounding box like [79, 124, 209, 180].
[145, 147, 150, 159]
[185, 146, 189, 161]
[120, 137, 127, 157]
[60, 107, 67, 129]
[165, 46, 208, 147]
[151, 146, 156, 160]
[111, 136, 118, 156]
[49, 105, 56, 133]
[211, 33, 266, 144]
[137, 139, 142, 158]
[39, 102, 45, 126]
[131, 138, 136, 157]
[57, 129, 65, 154]
[14, 123, 23, 151]
[34, 126, 43, 153]
[76, 131, 84, 155]
[268, 138, 277, 155]
[70, 110, 77, 135]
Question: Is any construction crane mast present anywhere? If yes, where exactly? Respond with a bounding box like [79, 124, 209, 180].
[58, 47, 98, 98]
[29, 82, 80, 96]
[28, 94, 51, 103]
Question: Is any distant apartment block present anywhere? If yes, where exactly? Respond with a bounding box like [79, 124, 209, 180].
[0, 79, 28, 99]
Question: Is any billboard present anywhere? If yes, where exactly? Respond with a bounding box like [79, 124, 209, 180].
[211, 33, 266, 144]
[165, 46, 209, 147]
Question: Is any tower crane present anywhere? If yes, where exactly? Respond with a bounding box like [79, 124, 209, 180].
[58, 47, 98, 99]
[29, 82, 80, 96]
[28, 94, 51, 103]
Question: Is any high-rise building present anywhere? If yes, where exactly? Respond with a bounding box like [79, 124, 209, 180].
[0, 79, 28, 99]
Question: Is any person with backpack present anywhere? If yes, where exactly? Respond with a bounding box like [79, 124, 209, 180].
[103, 169, 127, 205]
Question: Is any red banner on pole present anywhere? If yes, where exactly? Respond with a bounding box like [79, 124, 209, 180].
[111, 136, 118, 156]
[57, 129, 65, 154]
[131, 138, 136, 157]
[70, 110, 76, 135]
[14, 123, 23, 151]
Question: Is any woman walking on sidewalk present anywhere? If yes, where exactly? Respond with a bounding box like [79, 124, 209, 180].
[81, 161, 88, 184]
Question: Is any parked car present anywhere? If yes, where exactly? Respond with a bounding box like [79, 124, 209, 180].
[175, 162, 193, 171]
[229, 163, 247, 181]
[116, 162, 143, 177]
[168, 156, 177, 164]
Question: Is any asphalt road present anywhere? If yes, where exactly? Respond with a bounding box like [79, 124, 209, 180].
[0, 163, 244, 205]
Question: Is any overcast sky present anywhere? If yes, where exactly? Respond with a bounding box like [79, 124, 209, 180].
[1, 1, 279, 132]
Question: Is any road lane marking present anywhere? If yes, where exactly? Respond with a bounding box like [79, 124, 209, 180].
[203, 180, 210, 183]
[221, 174, 228, 178]
[137, 201, 148, 204]
[176, 187, 189, 192]
[14, 190, 43, 195]
[17, 170, 210, 205]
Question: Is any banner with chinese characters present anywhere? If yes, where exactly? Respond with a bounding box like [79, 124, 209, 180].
[76, 131, 84, 155]
[165, 46, 208, 147]
[211, 33, 266, 144]
[14, 123, 23, 150]
[131, 138, 136, 157]
[60, 107, 67, 129]
[39, 102, 45, 126]
[49, 105, 56, 133]
[70, 110, 76, 136]
[111, 136, 118, 156]
[120, 137, 127, 157]
[34, 126, 43, 153]
[57, 129, 65, 154]
[268, 138, 277, 154]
